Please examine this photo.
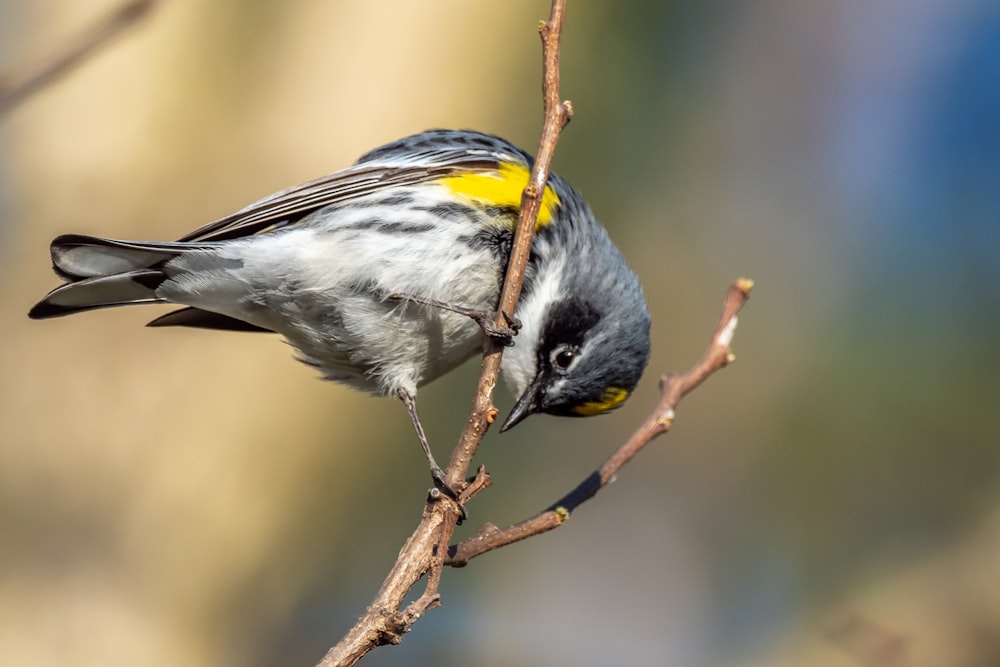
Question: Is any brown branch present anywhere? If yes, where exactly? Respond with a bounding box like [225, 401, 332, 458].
[0, 0, 161, 117]
[314, 2, 570, 665]
[447, 278, 754, 565]
[443, 3, 573, 493]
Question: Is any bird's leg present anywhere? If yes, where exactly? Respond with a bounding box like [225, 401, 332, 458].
[388, 293, 520, 346]
[397, 387, 466, 522]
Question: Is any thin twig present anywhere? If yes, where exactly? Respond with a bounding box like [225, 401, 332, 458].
[446, 278, 754, 565]
[314, 2, 570, 665]
[0, 0, 161, 117]
[443, 0, 573, 492]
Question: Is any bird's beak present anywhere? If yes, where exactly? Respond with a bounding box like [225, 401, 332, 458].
[500, 373, 544, 432]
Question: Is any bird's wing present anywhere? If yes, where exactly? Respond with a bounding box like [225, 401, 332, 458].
[178, 150, 513, 243]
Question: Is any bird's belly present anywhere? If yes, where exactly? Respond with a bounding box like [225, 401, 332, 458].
[285, 297, 486, 395]
[163, 227, 504, 395]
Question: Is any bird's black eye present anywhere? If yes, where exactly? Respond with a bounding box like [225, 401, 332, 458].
[552, 347, 576, 371]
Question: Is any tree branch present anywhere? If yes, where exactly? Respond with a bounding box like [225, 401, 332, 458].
[312, 3, 755, 661]
[314, 1, 571, 664]
[0, 0, 162, 117]
[447, 278, 754, 565]
[443, 1, 573, 493]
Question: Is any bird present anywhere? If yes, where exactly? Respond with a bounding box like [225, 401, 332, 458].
[28, 129, 651, 499]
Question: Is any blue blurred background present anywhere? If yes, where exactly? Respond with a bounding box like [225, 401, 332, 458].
[2, 1, 998, 665]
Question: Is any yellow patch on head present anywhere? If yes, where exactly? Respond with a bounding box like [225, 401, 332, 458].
[438, 162, 561, 230]
[572, 387, 630, 416]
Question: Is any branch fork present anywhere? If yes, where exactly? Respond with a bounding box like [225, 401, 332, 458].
[315, 1, 752, 663]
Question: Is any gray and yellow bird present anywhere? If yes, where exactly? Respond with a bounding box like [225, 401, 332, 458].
[29, 129, 651, 497]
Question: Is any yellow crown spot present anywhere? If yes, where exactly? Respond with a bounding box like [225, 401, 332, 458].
[438, 162, 560, 230]
[572, 387, 630, 416]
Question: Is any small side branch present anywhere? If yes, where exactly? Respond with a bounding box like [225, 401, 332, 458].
[447, 278, 754, 565]
[0, 0, 161, 116]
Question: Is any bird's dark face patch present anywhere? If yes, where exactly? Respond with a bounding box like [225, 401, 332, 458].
[533, 298, 613, 415]
[539, 298, 602, 363]
[508, 293, 648, 423]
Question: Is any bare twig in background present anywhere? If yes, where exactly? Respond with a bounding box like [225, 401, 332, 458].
[827, 613, 912, 667]
[314, 1, 571, 665]
[447, 278, 754, 565]
[0, 0, 161, 116]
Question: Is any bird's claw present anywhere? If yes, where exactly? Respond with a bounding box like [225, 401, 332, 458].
[430, 466, 467, 524]
[476, 310, 521, 347]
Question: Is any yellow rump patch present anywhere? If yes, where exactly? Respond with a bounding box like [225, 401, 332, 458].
[437, 162, 561, 229]
[572, 387, 630, 416]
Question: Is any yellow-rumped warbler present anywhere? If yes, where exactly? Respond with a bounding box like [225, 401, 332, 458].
[29, 129, 651, 497]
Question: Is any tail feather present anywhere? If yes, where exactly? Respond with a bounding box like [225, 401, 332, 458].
[50, 233, 194, 279]
[31, 234, 248, 325]
[147, 307, 273, 332]
[29, 234, 190, 319]
[29, 269, 166, 319]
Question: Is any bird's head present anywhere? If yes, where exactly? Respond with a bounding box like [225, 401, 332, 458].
[500, 288, 651, 431]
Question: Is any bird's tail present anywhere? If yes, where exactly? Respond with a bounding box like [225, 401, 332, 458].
[28, 234, 190, 319]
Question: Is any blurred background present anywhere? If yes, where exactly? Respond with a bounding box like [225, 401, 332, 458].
[2, 1, 998, 665]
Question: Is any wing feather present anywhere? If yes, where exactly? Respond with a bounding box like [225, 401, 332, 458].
[178, 159, 497, 243]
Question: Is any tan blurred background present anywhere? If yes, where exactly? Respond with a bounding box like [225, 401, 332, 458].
[2, 1, 999, 666]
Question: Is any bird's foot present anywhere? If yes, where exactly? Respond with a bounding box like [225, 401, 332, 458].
[429, 465, 467, 524]
[388, 293, 520, 346]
